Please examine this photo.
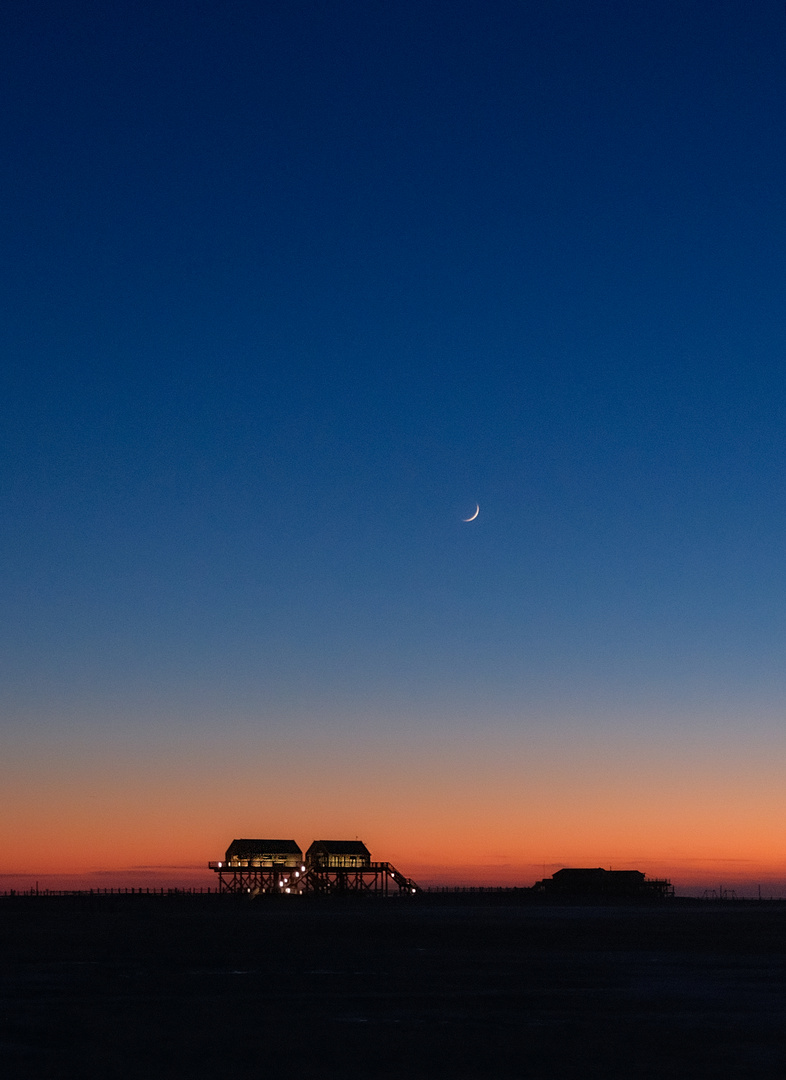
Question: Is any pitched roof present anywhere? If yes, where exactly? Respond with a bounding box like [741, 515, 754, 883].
[307, 840, 370, 856]
[552, 868, 644, 881]
[225, 838, 302, 858]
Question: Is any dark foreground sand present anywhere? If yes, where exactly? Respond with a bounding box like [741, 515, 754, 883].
[1, 894, 785, 1078]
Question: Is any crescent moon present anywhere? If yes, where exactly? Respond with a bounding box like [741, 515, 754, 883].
[463, 504, 479, 522]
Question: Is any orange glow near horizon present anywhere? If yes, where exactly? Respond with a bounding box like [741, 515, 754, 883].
[3, 718, 785, 896]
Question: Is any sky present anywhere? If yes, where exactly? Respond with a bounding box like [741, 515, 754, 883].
[2, 0, 786, 896]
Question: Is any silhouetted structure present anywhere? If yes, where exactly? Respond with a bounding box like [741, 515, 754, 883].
[303, 839, 418, 896]
[209, 838, 420, 896]
[532, 867, 673, 899]
[209, 839, 304, 895]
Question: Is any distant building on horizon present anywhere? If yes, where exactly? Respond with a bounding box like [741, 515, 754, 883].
[532, 867, 673, 899]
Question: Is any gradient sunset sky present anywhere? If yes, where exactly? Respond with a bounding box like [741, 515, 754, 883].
[3, 1, 786, 895]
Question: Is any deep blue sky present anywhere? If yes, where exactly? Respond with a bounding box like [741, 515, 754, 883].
[3, 2, 786, 884]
